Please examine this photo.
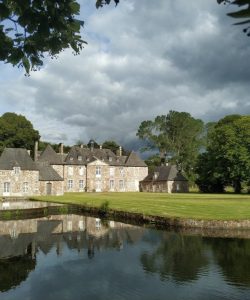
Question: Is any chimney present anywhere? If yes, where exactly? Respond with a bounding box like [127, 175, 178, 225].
[80, 144, 83, 148]
[119, 146, 122, 157]
[60, 143, 64, 155]
[27, 150, 31, 156]
[99, 145, 102, 150]
[34, 141, 38, 161]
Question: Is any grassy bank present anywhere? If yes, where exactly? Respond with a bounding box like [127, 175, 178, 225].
[31, 192, 250, 221]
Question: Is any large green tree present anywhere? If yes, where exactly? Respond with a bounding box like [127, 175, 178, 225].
[196, 114, 250, 193]
[137, 111, 204, 179]
[0, 112, 40, 153]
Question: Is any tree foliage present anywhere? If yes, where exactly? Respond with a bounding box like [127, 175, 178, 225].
[101, 140, 120, 155]
[0, 112, 40, 153]
[196, 114, 250, 193]
[0, 0, 86, 74]
[218, 0, 250, 36]
[137, 111, 204, 179]
[1, 0, 249, 73]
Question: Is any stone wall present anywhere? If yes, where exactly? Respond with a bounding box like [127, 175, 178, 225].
[39, 181, 64, 196]
[86, 162, 148, 192]
[140, 180, 189, 193]
[0, 169, 40, 196]
[63, 165, 87, 192]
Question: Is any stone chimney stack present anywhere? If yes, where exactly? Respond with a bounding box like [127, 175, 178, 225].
[60, 143, 64, 155]
[80, 144, 83, 149]
[27, 150, 31, 156]
[119, 146, 122, 157]
[34, 141, 38, 161]
[100, 145, 102, 150]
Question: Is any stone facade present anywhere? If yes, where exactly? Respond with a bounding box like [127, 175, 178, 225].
[140, 180, 189, 193]
[139, 165, 189, 193]
[60, 161, 148, 193]
[0, 169, 40, 197]
[41, 144, 148, 194]
[39, 181, 64, 196]
[0, 143, 149, 196]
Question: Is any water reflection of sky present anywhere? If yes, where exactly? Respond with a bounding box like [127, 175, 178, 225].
[0, 215, 250, 300]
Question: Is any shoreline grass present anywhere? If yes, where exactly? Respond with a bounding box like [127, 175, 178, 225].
[31, 192, 250, 221]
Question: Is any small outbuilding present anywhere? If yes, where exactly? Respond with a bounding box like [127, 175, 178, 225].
[139, 165, 189, 193]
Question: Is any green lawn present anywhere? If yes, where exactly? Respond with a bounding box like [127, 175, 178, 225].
[31, 192, 250, 221]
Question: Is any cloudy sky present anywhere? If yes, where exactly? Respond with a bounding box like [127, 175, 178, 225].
[0, 0, 250, 150]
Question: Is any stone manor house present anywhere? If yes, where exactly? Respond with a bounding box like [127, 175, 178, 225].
[0, 141, 148, 197]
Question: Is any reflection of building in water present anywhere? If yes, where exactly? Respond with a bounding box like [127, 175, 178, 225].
[0, 215, 144, 261]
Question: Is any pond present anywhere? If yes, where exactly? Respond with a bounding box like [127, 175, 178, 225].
[0, 213, 250, 300]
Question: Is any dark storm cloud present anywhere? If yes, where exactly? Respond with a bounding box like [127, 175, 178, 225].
[0, 0, 249, 148]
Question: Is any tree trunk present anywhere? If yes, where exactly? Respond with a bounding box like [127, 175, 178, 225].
[233, 180, 242, 193]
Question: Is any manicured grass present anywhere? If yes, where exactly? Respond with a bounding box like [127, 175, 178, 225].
[31, 192, 250, 221]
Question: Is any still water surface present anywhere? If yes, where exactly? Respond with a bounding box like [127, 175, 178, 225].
[0, 214, 250, 300]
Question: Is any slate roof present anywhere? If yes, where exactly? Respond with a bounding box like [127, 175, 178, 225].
[36, 162, 63, 181]
[141, 165, 188, 182]
[38, 145, 64, 165]
[125, 151, 147, 167]
[0, 148, 38, 170]
[64, 146, 146, 167]
[65, 146, 125, 166]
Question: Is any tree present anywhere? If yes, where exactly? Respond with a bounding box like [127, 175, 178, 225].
[1, 0, 249, 74]
[102, 140, 120, 154]
[0, 112, 40, 153]
[0, 0, 119, 74]
[218, 0, 250, 36]
[196, 114, 250, 193]
[140, 232, 208, 283]
[137, 111, 204, 180]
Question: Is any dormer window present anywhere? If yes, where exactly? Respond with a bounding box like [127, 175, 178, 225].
[109, 157, 112, 162]
[119, 167, 124, 176]
[154, 172, 159, 180]
[69, 157, 73, 161]
[14, 167, 20, 175]
[78, 156, 82, 161]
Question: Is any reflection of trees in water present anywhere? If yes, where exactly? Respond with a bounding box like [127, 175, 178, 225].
[141, 232, 208, 283]
[0, 243, 36, 292]
[207, 238, 250, 287]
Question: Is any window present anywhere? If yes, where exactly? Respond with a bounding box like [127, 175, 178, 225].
[69, 157, 73, 161]
[78, 156, 82, 161]
[23, 182, 28, 193]
[68, 167, 73, 176]
[109, 156, 112, 162]
[79, 220, 84, 231]
[79, 167, 84, 176]
[176, 183, 180, 191]
[95, 180, 102, 192]
[3, 182, 10, 193]
[119, 180, 124, 191]
[14, 167, 20, 175]
[96, 166, 101, 177]
[109, 180, 114, 191]
[110, 167, 115, 176]
[119, 167, 124, 176]
[79, 180, 84, 190]
[154, 172, 159, 180]
[68, 180, 73, 190]
[95, 218, 101, 229]
[67, 221, 72, 231]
